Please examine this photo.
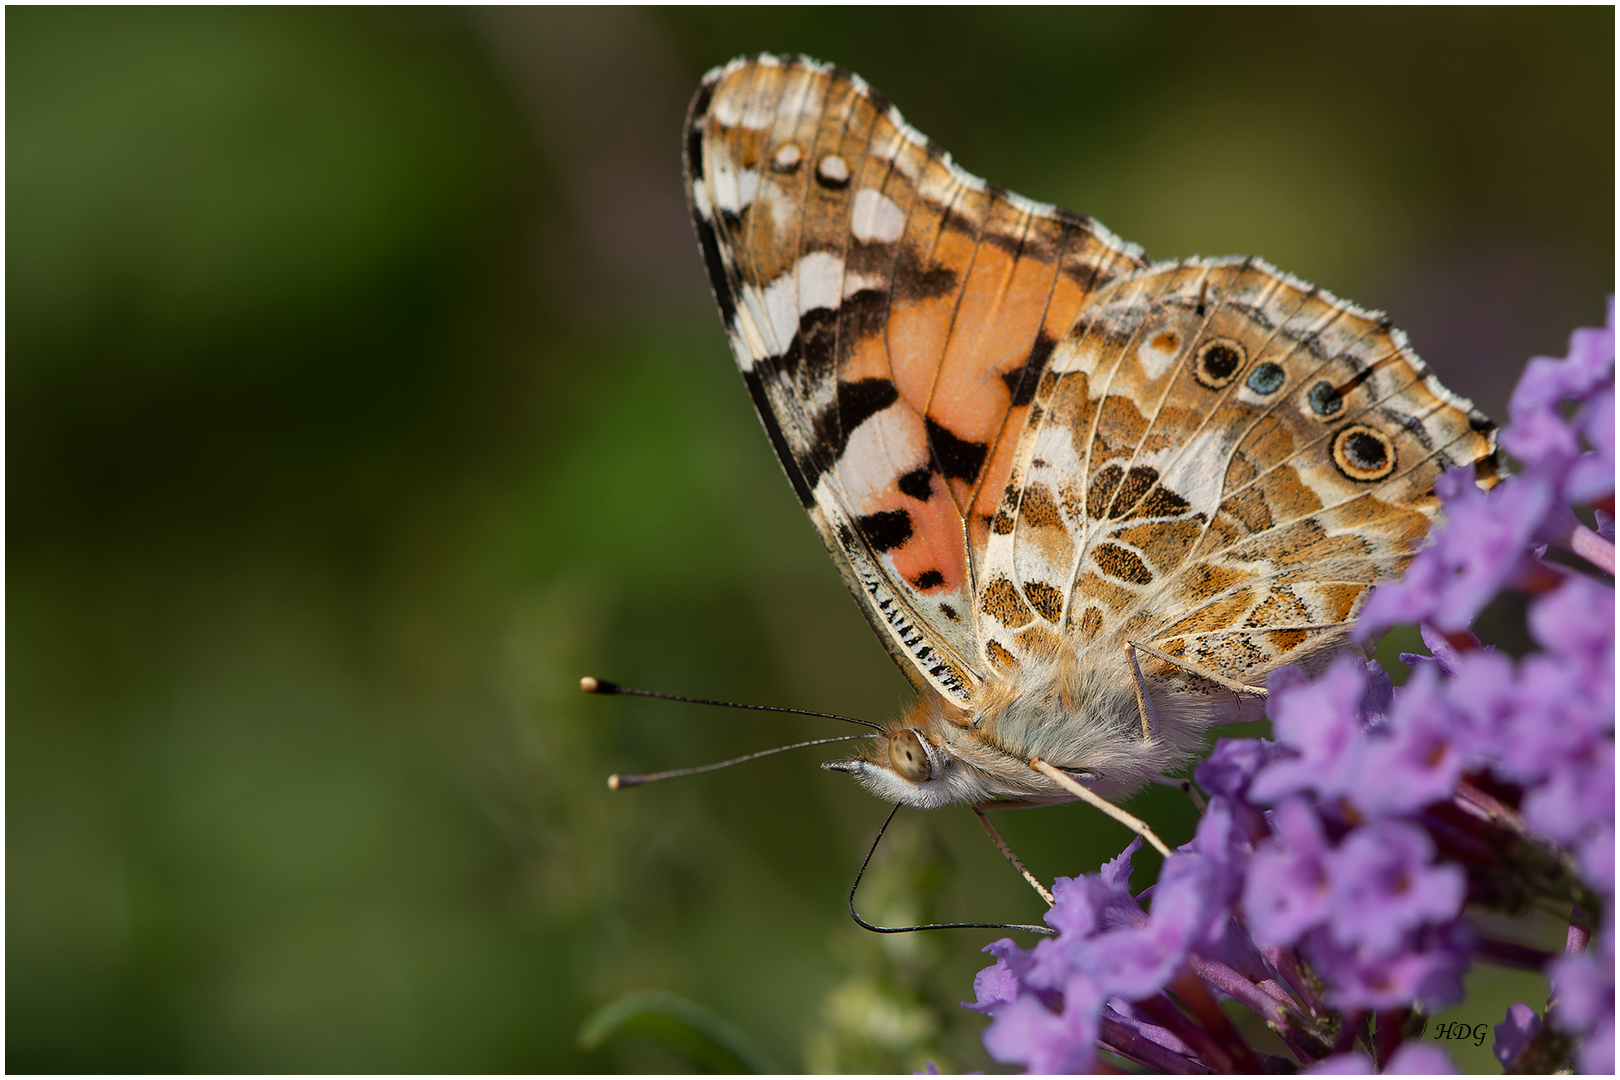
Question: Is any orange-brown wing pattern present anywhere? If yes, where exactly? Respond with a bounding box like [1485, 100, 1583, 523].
[684, 55, 1145, 705]
[978, 258, 1498, 686]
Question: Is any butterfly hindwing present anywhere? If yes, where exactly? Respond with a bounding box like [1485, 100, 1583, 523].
[685, 55, 1145, 706]
[980, 258, 1497, 691]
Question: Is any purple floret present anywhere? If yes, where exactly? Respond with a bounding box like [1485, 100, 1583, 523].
[980, 973, 1103, 1074]
[1502, 296, 1616, 504]
[1357, 468, 1553, 636]
[1398, 624, 1489, 677]
[1325, 822, 1465, 957]
[1306, 923, 1471, 1011]
[1550, 946, 1616, 1075]
[1249, 657, 1369, 803]
[1493, 1002, 1542, 1067]
[1351, 666, 1469, 817]
[1243, 797, 1333, 946]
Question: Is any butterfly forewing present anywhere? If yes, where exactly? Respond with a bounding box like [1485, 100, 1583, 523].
[685, 56, 1145, 706]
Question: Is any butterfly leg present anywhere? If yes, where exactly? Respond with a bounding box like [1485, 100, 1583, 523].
[1027, 758, 1173, 857]
[1126, 640, 1269, 698]
[973, 805, 1054, 907]
[1123, 643, 1164, 741]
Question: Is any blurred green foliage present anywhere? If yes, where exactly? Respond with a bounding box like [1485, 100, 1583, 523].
[7, 7, 1611, 1072]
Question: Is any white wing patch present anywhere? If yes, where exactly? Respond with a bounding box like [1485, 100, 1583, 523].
[851, 187, 905, 243]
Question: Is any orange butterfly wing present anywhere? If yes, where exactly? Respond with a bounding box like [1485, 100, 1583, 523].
[684, 55, 1145, 705]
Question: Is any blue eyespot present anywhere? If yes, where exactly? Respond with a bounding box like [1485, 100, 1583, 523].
[1246, 362, 1285, 395]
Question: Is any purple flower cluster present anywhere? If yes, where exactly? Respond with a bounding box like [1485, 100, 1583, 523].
[969, 807, 1266, 1074]
[969, 303, 1614, 1073]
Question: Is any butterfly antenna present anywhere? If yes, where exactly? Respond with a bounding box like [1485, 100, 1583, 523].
[607, 734, 869, 790]
[848, 804, 1055, 936]
[580, 676, 883, 731]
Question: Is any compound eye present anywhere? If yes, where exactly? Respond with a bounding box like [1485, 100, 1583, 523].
[888, 729, 932, 782]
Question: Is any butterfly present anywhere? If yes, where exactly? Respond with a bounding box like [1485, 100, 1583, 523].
[680, 54, 1497, 838]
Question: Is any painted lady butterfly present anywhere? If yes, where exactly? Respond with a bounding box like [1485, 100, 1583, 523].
[683, 55, 1497, 829]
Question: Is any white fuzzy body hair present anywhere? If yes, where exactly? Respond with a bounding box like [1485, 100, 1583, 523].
[824, 631, 1265, 809]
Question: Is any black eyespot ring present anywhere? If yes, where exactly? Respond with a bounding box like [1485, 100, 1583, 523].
[1193, 337, 1247, 389]
[1307, 380, 1344, 417]
[1246, 361, 1285, 395]
[1332, 424, 1397, 481]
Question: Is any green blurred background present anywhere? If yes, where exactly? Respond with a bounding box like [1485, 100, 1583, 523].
[8, 7, 1612, 1073]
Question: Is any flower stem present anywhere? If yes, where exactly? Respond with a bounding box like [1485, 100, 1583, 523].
[1473, 934, 1558, 970]
[1097, 1010, 1209, 1074]
[1566, 905, 1591, 954]
[1168, 971, 1266, 1074]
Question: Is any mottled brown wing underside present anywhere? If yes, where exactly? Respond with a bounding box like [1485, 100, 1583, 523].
[684, 55, 1146, 705]
[978, 259, 1498, 686]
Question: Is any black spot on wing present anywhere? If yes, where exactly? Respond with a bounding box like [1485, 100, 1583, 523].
[913, 569, 945, 589]
[892, 247, 959, 301]
[1108, 466, 1160, 518]
[777, 288, 891, 383]
[785, 307, 839, 382]
[925, 418, 988, 481]
[857, 509, 914, 552]
[837, 287, 890, 346]
[1132, 484, 1191, 519]
[839, 377, 900, 434]
[898, 466, 933, 501]
[1087, 463, 1124, 519]
[1003, 328, 1056, 407]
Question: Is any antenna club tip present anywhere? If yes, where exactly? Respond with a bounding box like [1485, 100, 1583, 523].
[579, 676, 599, 693]
[607, 773, 622, 790]
[581, 676, 620, 694]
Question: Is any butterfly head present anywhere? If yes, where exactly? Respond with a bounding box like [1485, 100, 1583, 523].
[819, 692, 1035, 809]
[821, 729, 963, 810]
